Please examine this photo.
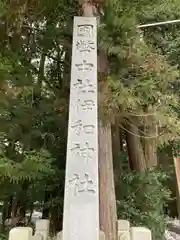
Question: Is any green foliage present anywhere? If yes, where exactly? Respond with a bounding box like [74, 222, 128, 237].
[0, 234, 7, 240]
[117, 168, 172, 240]
[0, 149, 55, 182]
[98, 0, 180, 146]
[0, 0, 78, 231]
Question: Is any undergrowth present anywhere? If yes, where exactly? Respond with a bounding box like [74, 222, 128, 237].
[116, 168, 173, 240]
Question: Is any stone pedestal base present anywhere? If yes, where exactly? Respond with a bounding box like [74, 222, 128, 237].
[117, 220, 130, 240]
[56, 230, 105, 240]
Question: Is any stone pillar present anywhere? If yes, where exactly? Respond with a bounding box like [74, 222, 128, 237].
[62, 16, 99, 240]
[35, 220, 49, 240]
[117, 220, 130, 240]
[130, 227, 152, 240]
[9, 227, 32, 240]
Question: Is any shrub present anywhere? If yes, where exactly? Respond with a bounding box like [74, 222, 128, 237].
[116, 168, 172, 240]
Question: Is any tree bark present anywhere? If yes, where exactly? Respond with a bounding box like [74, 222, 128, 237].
[32, 52, 45, 108]
[11, 196, 18, 223]
[16, 181, 29, 221]
[112, 125, 121, 176]
[144, 107, 157, 168]
[42, 191, 50, 219]
[111, 124, 122, 202]
[99, 121, 117, 240]
[1, 200, 9, 232]
[50, 206, 61, 234]
[173, 156, 180, 219]
[126, 119, 146, 172]
[7, 196, 13, 218]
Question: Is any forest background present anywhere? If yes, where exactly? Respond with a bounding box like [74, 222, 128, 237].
[0, 0, 180, 240]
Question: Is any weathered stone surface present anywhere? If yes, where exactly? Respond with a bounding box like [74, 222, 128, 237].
[99, 230, 105, 240]
[62, 16, 99, 240]
[118, 220, 130, 240]
[9, 227, 32, 240]
[56, 231, 62, 240]
[57, 230, 105, 240]
[130, 227, 151, 240]
[118, 220, 130, 231]
[35, 220, 49, 240]
[31, 233, 43, 240]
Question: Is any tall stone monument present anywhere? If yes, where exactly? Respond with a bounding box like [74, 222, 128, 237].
[62, 17, 99, 240]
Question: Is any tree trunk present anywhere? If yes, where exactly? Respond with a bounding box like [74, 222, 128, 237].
[32, 52, 45, 108]
[0, 201, 8, 232]
[99, 121, 117, 240]
[50, 206, 62, 234]
[7, 196, 13, 218]
[173, 156, 180, 219]
[16, 181, 29, 222]
[28, 204, 34, 225]
[42, 207, 50, 219]
[112, 124, 121, 176]
[11, 196, 18, 223]
[144, 107, 157, 168]
[111, 124, 122, 202]
[126, 119, 146, 172]
[42, 191, 50, 219]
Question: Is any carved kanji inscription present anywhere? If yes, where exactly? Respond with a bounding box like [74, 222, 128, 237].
[73, 79, 95, 94]
[70, 142, 94, 163]
[76, 40, 95, 53]
[69, 173, 96, 196]
[75, 60, 94, 71]
[77, 24, 94, 37]
[71, 120, 95, 136]
[81, 99, 95, 110]
[73, 98, 95, 114]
